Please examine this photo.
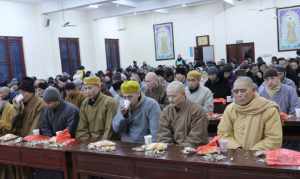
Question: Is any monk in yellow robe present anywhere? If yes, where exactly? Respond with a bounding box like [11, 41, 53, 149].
[218, 77, 282, 150]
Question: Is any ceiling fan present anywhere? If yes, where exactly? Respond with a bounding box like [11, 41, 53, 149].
[62, 21, 76, 27]
[248, 0, 278, 19]
[60, 0, 77, 28]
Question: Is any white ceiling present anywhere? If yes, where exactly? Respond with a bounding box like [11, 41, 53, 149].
[2, 0, 233, 19]
[1, 0, 43, 3]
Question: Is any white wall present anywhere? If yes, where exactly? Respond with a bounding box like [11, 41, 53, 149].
[44, 10, 96, 74]
[91, 0, 300, 68]
[90, 17, 121, 71]
[0, 1, 45, 77]
[0, 1, 96, 78]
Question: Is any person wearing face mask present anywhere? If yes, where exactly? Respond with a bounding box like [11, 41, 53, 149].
[157, 81, 208, 147]
[258, 68, 300, 114]
[112, 80, 161, 143]
[218, 77, 282, 150]
[13, 77, 46, 137]
[64, 82, 86, 108]
[12, 77, 46, 179]
[76, 76, 118, 142]
[185, 70, 213, 113]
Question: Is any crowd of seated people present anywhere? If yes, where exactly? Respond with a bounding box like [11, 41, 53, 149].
[0, 50, 300, 178]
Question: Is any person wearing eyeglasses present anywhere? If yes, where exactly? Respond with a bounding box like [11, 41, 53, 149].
[218, 76, 282, 150]
[258, 68, 300, 115]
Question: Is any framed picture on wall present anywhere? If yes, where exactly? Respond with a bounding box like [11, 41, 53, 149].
[277, 5, 300, 51]
[196, 35, 210, 46]
[153, 22, 175, 61]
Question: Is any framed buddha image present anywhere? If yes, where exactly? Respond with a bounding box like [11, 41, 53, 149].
[196, 35, 210, 46]
[153, 22, 175, 61]
[277, 5, 300, 51]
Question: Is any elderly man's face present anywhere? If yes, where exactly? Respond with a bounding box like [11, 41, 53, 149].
[0, 92, 8, 100]
[265, 76, 281, 89]
[84, 85, 100, 99]
[144, 76, 157, 90]
[187, 77, 200, 90]
[122, 92, 140, 107]
[167, 88, 185, 107]
[232, 81, 255, 106]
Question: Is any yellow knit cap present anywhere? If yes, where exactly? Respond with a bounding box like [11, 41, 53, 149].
[121, 80, 140, 94]
[187, 70, 202, 80]
[83, 76, 101, 86]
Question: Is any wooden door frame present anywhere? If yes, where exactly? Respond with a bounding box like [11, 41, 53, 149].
[58, 38, 81, 74]
[105, 38, 121, 70]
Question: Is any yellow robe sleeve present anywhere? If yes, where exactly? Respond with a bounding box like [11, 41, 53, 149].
[102, 99, 118, 140]
[251, 107, 282, 150]
[217, 106, 241, 149]
[0, 103, 17, 134]
[76, 104, 90, 141]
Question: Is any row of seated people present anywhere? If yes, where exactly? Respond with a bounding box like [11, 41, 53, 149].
[0, 67, 291, 179]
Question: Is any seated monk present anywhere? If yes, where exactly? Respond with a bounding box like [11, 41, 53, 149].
[157, 81, 208, 147]
[218, 77, 282, 150]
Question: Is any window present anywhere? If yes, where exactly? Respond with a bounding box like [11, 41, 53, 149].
[0, 36, 26, 83]
[59, 38, 81, 76]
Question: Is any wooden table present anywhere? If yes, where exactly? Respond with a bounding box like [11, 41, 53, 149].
[0, 142, 72, 179]
[70, 142, 300, 179]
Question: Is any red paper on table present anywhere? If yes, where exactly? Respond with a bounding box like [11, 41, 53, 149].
[23, 135, 50, 142]
[61, 138, 78, 146]
[55, 129, 72, 143]
[266, 148, 300, 166]
[196, 136, 219, 155]
[54, 129, 78, 146]
[214, 98, 226, 105]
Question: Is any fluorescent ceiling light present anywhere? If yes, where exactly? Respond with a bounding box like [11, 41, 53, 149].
[88, 4, 101, 8]
[154, 9, 169, 13]
[223, 0, 234, 5]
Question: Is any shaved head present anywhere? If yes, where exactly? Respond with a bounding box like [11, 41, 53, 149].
[0, 87, 10, 100]
[145, 72, 158, 81]
[145, 72, 159, 90]
[166, 81, 186, 107]
[232, 77, 256, 106]
[233, 77, 257, 90]
[167, 81, 185, 94]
